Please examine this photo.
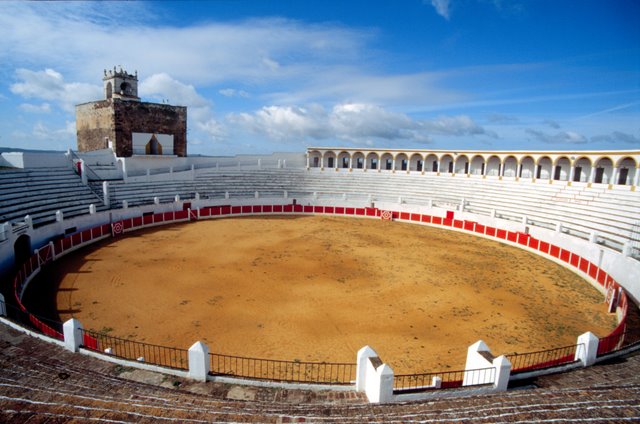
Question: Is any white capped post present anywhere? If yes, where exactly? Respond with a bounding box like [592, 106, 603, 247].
[188, 341, 210, 382]
[63, 318, 83, 352]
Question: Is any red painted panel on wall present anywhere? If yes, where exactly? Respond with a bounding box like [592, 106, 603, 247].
[365, 208, 377, 216]
[293, 204, 303, 213]
[446, 210, 454, 220]
[142, 215, 152, 225]
[263, 205, 273, 213]
[411, 214, 421, 222]
[71, 233, 82, 246]
[432, 216, 443, 225]
[241, 206, 252, 214]
[527, 237, 539, 249]
[398, 212, 408, 220]
[176, 210, 188, 220]
[496, 229, 506, 239]
[221, 206, 231, 215]
[273, 205, 283, 213]
[335, 207, 345, 214]
[464, 221, 474, 231]
[597, 271, 607, 285]
[252, 205, 262, 213]
[442, 218, 452, 227]
[163, 212, 173, 221]
[283, 204, 293, 213]
[421, 214, 432, 223]
[506, 231, 517, 242]
[549, 245, 560, 258]
[346, 207, 355, 215]
[538, 241, 549, 253]
[81, 229, 92, 242]
[588, 264, 598, 279]
[453, 220, 463, 229]
[231, 206, 242, 214]
[313, 206, 323, 213]
[199, 208, 210, 217]
[474, 223, 485, 234]
[579, 258, 589, 273]
[355, 208, 365, 216]
[303, 205, 313, 213]
[324, 206, 334, 214]
[61, 237, 72, 251]
[486, 227, 496, 237]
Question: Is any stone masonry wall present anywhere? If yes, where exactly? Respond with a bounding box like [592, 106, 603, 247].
[76, 100, 187, 157]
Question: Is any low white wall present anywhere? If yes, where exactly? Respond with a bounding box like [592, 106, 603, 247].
[1, 151, 70, 168]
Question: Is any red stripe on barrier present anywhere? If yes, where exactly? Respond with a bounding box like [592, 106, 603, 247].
[588, 263, 598, 279]
[231, 206, 241, 214]
[252, 205, 262, 213]
[200, 207, 211, 217]
[597, 271, 607, 285]
[176, 210, 188, 219]
[163, 212, 172, 221]
[356, 208, 365, 216]
[506, 231, 517, 242]
[335, 207, 344, 214]
[400, 212, 410, 220]
[365, 208, 377, 217]
[474, 223, 485, 234]
[274, 205, 283, 213]
[324, 206, 334, 214]
[303, 205, 313, 213]
[527, 237, 539, 250]
[496, 229, 506, 239]
[432, 216, 443, 225]
[240, 206, 251, 214]
[453, 220, 463, 229]
[486, 226, 496, 237]
[560, 249, 571, 263]
[263, 205, 273, 213]
[549, 244, 560, 258]
[346, 207, 355, 215]
[442, 219, 453, 227]
[579, 257, 589, 273]
[570, 253, 580, 267]
[314, 206, 324, 213]
[421, 214, 432, 223]
[464, 221, 474, 231]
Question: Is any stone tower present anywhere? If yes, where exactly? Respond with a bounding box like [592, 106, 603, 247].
[103, 67, 140, 101]
[76, 67, 187, 157]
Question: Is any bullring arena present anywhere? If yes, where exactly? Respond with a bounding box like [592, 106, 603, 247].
[1, 146, 640, 421]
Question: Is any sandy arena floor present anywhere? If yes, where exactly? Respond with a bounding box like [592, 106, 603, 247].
[29, 216, 616, 373]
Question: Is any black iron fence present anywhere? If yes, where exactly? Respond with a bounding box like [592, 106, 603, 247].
[507, 344, 583, 373]
[598, 330, 640, 356]
[209, 352, 356, 385]
[80, 329, 189, 371]
[394, 367, 496, 394]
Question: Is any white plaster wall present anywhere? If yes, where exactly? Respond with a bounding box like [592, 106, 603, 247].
[1, 151, 70, 168]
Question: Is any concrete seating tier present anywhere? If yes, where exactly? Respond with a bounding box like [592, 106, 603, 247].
[0, 167, 106, 226]
[2, 322, 640, 422]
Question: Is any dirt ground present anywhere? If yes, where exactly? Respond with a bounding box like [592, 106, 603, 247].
[31, 216, 616, 373]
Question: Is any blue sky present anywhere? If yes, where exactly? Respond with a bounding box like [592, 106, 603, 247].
[0, 0, 638, 155]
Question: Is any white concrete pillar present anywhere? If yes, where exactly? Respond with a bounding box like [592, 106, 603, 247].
[356, 345, 378, 391]
[517, 163, 522, 179]
[589, 231, 598, 244]
[284, 190, 288, 199]
[568, 165, 575, 182]
[24, 215, 32, 227]
[575, 332, 599, 367]
[460, 198, 465, 212]
[492, 355, 511, 391]
[282, 159, 286, 168]
[63, 318, 83, 352]
[191, 164, 196, 180]
[188, 341, 210, 382]
[80, 160, 88, 185]
[194, 192, 200, 201]
[254, 191, 259, 199]
[498, 163, 503, 177]
[225, 191, 229, 200]
[306, 155, 310, 168]
[169, 166, 174, 174]
[89, 204, 96, 214]
[154, 197, 160, 205]
[103, 181, 110, 208]
[122, 200, 129, 209]
[556, 222, 563, 233]
[611, 167, 618, 185]
[175, 194, 181, 203]
[377, 157, 381, 171]
[373, 364, 394, 404]
[392, 157, 396, 172]
[348, 155, 353, 170]
[634, 167, 640, 187]
[258, 158, 262, 169]
[56, 210, 64, 222]
[589, 168, 596, 184]
[0, 293, 6, 316]
[436, 160, 441, 173]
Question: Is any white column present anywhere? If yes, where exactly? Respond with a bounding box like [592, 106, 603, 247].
[80, 160, 88, 185]
[634, 167, 640, 187]
[63, 318, 83, 352]
[306, 155, 310, 168]
[492, 355, 511, 391]
[348, 155, 353, 170]
[589, 167, 596, 183]
[569, 165, 575, 182]
[575, 332, 599, 367]
[392, 156, 396, 171]
[188, 341, 210, 382]
[498, 163, 503, 177]
[0, 293, 6, 316]
[610, 167, 618, 185]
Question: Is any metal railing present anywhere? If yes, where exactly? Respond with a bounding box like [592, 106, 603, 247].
[80, 329, 189, 371]
[394, 367, 496, 393]
[598, 330, 640, 356]
[507, 344, 583, 373]
[209, 352, 356, 385]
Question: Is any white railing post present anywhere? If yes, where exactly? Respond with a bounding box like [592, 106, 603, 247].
[576, 332, 599, 367]
[0, 293, 6, 316]
[80, 160, 88, 185]
[492, 355, 511, 391]
[188, 341, 210, 382]
[63, 318, 83, 352]
[356, 345, 378, 391]
[89, 204, 96, 214]
[56, 210, 64, 223]
[103, 181, 110, 208]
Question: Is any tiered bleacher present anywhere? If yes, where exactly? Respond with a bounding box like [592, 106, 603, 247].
[0, 167, 107, 227]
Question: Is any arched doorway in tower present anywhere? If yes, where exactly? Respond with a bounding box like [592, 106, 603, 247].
[145, 135, 163, 155]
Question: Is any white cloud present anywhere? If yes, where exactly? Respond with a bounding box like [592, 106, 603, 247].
[219, 88, 250, 98]
[139, 73, 210, 107]
[229, 102, 495, 145]
[591, 131, 640, 145]
[10, 68, 101, 111]
[19, 103, 51, 113]
[525, 129, 588, 144]
[429, 0, 451, 20]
